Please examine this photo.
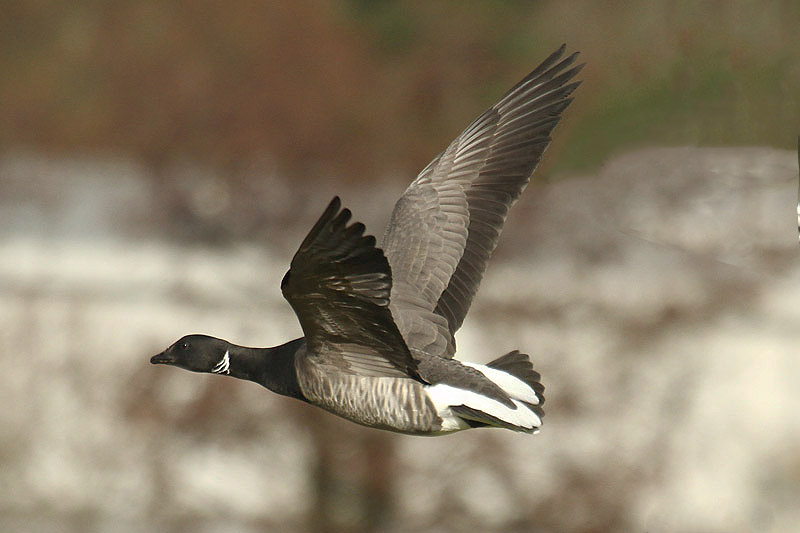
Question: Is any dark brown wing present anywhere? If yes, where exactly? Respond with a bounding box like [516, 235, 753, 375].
[281, 197, 420, 379]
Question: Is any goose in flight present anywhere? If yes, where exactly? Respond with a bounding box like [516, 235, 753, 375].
[151, 45, 582, 434]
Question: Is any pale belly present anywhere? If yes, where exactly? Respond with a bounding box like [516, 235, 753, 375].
[297, 372, 448, 435]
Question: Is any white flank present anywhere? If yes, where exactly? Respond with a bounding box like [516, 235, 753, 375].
[212, 350, 231, 375]
[462, 362, 540, 405]
[425, 383, 541, 432]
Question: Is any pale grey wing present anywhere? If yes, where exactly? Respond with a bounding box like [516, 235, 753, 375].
[382, 45, 582, 358]
[381, 168, 468, 358]
[281, 196, 421, 380]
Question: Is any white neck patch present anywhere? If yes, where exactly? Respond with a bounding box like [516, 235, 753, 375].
[211, 350, 231, 375]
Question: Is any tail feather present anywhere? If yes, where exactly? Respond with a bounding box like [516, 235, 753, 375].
[425, 350, 545, 433]
[450, 404, 528, 432]
[486, 350, 545, 408]
[451, 351, 545, 432]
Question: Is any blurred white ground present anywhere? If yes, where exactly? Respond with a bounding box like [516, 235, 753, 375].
[1, 147, 798, 532]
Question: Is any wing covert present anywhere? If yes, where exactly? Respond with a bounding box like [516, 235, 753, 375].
[382, 45, 583, 357]
[282, 197, 420, 379]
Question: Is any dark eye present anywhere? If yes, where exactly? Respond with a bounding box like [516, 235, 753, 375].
[182, 342, 190, 350]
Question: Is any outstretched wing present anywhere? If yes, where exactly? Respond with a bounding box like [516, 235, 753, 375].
[382, 44, 583, 358]
[282, 196, 420, 379]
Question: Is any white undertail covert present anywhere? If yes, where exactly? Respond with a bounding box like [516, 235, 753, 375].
[425, 363, 542, 433]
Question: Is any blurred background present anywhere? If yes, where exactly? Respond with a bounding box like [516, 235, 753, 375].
[2, 1, 800, 532]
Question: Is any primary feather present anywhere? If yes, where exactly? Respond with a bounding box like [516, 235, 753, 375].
[151, 45, 581, 435]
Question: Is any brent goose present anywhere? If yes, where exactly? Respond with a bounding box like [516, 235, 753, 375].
[151, 45, 582, 434]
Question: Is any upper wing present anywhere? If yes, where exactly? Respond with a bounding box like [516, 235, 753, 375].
[281, 197, 420, 379]
[382, 45, 582, 357]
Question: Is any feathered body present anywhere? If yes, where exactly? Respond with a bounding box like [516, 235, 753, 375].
[151, 46, 582, 435]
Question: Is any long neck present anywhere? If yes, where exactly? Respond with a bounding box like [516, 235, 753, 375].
[226, 338, 305, 400]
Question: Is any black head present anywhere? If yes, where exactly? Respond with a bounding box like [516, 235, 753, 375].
[150, 334, 232, 374]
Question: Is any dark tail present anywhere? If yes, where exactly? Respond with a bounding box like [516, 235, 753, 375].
[487, 350, 545, 417]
